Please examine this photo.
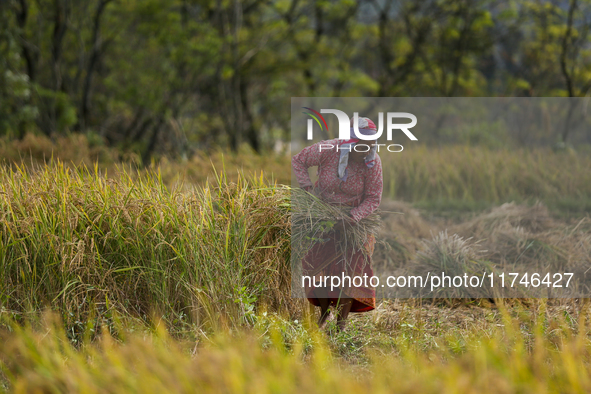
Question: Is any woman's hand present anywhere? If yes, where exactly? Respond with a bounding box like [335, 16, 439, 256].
[303, 186, 320, 198]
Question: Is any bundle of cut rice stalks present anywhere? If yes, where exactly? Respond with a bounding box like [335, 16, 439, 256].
[290, 187, 383, 266]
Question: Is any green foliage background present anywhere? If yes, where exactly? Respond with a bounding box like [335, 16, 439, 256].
[1, 0, 591, 161]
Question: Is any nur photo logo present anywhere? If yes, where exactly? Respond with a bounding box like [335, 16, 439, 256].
[303, 108, 418, 152]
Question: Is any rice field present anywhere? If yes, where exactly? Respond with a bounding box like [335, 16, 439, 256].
[1, 134, 591, 392]
[3, 134, 591, 212]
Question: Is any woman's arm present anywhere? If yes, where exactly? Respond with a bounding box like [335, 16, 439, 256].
[349, 156, 383, 222]
[291, 141, 327, 190]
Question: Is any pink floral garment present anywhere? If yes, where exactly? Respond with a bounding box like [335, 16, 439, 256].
[292, 138, 383, 221]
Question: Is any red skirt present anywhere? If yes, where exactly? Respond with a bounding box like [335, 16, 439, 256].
[302, 232, 376, 312]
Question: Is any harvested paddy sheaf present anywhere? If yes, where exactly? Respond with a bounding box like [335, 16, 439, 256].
[289, 187, 382, 265]
[373, 201, 591, 299]
[459, 202, 555, 236]
[372, 200, 434, 273]
[411, 232, 490, 297]
[454, 203, 591, 278]
[455, 203, 562, 269]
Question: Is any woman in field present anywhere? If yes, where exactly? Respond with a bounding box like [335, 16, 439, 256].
[292, 116, 383, 331]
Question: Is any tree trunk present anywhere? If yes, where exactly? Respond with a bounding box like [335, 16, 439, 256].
[80, 0, 112, 131]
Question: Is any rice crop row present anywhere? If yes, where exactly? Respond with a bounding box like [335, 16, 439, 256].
[380, 145, 591, 208]
[4, 134, 591, 210]
[0, 162, 294, 337]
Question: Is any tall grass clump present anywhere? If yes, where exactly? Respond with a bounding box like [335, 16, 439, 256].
[0, 161, 294, 335]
